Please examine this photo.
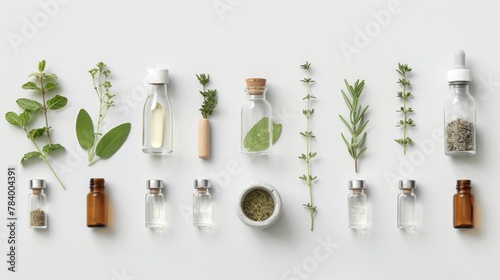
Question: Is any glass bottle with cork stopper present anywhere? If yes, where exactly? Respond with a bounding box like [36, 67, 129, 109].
[193, 179, 212, 228]
[28, 179, 48, 229]
[86, 178, 108, 227]
[145, 179, 166, 229]
[397, 179, 417, 229]
[142, 69, 173, 155]
[453, 179, 474, 228]
[241, 78, 273, 155]
[445, 50, 476, 156]
[347, 180, 367, 229]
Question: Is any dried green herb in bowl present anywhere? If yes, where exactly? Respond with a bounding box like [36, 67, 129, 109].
[236, 182, 282, 229]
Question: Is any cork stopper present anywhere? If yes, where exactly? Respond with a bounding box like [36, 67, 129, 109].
[245, 78, 267, 95]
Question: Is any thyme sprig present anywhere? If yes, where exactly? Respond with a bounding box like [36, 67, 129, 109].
[339, 79, 368, 173]
[196, 74, 218, 119]
[299, 61, 317, 231]
[395, 63, 414, 155]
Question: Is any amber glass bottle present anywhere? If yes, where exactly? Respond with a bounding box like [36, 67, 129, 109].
[453, 179, 474, 228]
[87, 178, 108, 227]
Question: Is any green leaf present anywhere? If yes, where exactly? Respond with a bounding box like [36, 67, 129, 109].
[5, 112, 22, 127]
[38, 60, 46, 72]
[21, 151, 43, 164]
[44, 83, 58, 92]
[272, 122, 282, 145]
[16, 98, 42, 112]
[28, 127, 46, 140]
[243, 117, 272, 152]
[76, 109, 95, 150]
[19, 110, 32, 128]
[95, 123, 131, 159]
[22, 81, 41, 92]
[42, 143, 64, 154]
[47, 95, 67, 110]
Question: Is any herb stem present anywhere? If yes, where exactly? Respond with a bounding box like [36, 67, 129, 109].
[39, 76, 52, 146]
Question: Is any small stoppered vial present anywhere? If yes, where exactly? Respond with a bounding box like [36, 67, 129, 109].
[28, 179, 48, 229]
[193, 179, 212, 228]
[145, 179, 166, 229]
[348, 180, 367, 230]
[86, 178, 108, 227]
[453, 179, 474, 228]
[397, 180, 417, 229]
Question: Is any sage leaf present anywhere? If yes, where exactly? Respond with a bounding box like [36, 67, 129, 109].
[42, 143, 64, 154]
[47, 95, 67, 110]
[21, 151, 43, 164]
[243, 117, 272, 152]
[272, 122, 282, 144]
[28, 127, 47, 140]
[22, 81, 41, 92]
[95, 123, 131, 159]
[5, 112, 22, 127]
[16, 98, 43, 112]
[76, 109, 95, 150]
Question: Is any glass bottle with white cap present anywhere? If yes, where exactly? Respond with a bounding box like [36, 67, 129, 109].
[397, 179, 417, 229]
[28, 179, 48, 229]
[193, 179, 212, 228]
[347, 180, 367, 229]
[145, 179, 166, 229]
[142, 68, 173, 155]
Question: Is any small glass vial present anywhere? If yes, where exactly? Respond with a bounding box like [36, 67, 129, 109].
[348, 180, 367, 229]
[145, 179, 166, 229]
[453, 179, 474, 228]
[143, 69, 173, 155]
[28, 179, 47, 229]
[397, 180, 417, 229]
[445, 50, 476, 156]
[241, 78, 273, 155]
[86, 178, 108, 228]
[193, 179, 212, 228]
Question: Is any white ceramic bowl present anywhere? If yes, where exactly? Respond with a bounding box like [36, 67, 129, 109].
[235, 182, 282, 229]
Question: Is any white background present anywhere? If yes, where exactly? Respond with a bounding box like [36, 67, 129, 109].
[0, 0, 499, 279]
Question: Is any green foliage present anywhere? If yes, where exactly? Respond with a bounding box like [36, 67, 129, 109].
[395, 63, 414, 155]
[299, 61, 317, 231]
[76, 62, 131, 165]
[243, 117, 281, 152]
[196, 74, 218, 119]
[4, 60, 67, 189]
[339, 79, 368, 173]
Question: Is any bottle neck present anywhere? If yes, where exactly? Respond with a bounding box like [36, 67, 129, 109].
[350, 189, 363, 194]
[196, 188, 209, 194]
[150, 83, 168, 96]
[456, 187, 471, 194]
[449, 83, 470, 94]
[90, 186, 105, 193]
[401, 189, 413, 194]
[149, 188, 161, 194]
[31, 189, 43, 195]
[247, 93, 266, 100]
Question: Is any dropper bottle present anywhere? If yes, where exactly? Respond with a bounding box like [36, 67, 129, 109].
[444, 50, 476, 156]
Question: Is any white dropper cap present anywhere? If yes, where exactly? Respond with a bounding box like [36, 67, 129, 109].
[447, 50, 471, 83]
[148, 69, 169, 84]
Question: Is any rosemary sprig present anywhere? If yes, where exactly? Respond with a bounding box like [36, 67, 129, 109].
[299, 61, 317, 231]
[395, 63, 414, 155]
[339, 79, 368, 173]
[196, 74, 218, 119]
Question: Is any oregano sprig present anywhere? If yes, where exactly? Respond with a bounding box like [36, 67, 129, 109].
[5, 60, 67, 189]
[299, 61, 317, 231]
[395, 63, 414, 155]
[339, 79, 368, 173]
[76, 62, 131, 166]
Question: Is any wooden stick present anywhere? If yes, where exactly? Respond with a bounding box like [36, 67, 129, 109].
[198, 118, 210, 159]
